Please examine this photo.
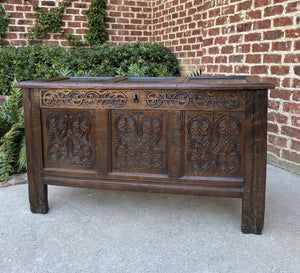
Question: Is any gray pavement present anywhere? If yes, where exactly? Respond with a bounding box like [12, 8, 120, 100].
[0, 164, 300, 273]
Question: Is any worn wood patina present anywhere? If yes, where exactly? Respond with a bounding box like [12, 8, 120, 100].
[15, 76, 274, 234]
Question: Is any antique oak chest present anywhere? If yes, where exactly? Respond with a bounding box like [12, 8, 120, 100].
[15, 76, 274, 234]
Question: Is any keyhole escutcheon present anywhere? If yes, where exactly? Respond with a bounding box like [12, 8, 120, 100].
[133, 92, 139, 103]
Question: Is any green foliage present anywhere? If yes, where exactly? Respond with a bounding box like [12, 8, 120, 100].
[0, 84, 26, 181]
[25, 0, 85, 46]
[189, 68, 202, 77]
[24, 0, 107, 46]
[85, 0, 108, 46]
[0, 43, 180, 95]
[0, 1, 10, 47]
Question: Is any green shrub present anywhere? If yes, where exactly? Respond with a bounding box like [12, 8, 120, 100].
[0, 43, 180, 95]
[0, 84, 26, 181]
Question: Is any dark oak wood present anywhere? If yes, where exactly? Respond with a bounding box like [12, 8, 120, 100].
[15, 76, 274, 234]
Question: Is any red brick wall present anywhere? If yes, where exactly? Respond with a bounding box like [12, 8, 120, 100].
[2, 0, 300, 173]
[152, 0, 300, 173]
[3, 0, 152, 46]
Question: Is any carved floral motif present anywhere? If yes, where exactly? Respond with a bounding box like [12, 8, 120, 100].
[113, 111, 164, 172]
[187, 112, 242, 175]
[46, 111, 92, 167]
[42, 90, 128, 108]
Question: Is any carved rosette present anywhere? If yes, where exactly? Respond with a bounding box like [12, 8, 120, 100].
[186, 112, 242, 175]
[112, 111, 165, 173]
[41, 90, 128, 108]
[145, 91, 242, 110]
[46, 111, 93, 167]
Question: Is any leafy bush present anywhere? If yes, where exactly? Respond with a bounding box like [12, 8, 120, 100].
[0, 43, 181, 95]
[0, 84, 26, 181]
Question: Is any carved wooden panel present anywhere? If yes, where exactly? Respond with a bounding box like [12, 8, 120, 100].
[185, 112, 244, 177]
[42, 110, 94, 169]
[41, 90, 128, 108]
[145, 91, 243, 110]
[111, 110, 166, 174]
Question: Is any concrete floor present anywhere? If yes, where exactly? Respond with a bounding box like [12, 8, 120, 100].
[0, 164, 299, 273]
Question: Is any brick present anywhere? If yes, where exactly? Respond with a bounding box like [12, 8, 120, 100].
[285, 29, 300, 38]
[234, 65, 250, 74]
[203, 38, 213, 47]
[215, 56, 228, 63]
[273, 17, 293, 27]
[252, 43, 269, 52]
[41, 1, 55, 6]
[284, 54, 300, 63]
[6, 0, 22, 3]
[236, 44, 250, 53]
[253, 20, 271, 30]
[229, 55, 244, 63]
[286, 2, 298, 13]
[262, 77, 280, 87]
[209, 47, 219, 54]
[219, 65, 233, 73]
[282, 150, 300, 164]
[221, 46, 234, 54]
[264, 5, 284, 16]
[229, 35, 242, 44]
[254, 0, 271, 8]
[268, 100, 280, 110]
[15, 5, 32, 12]
[264, 30, 283, 40]
[237, 23, 252, 32]
[283, 102, 300, 114]
[270, 66, 290, 75]
[270, 89, 292, 100]
[216, 16, 228, 25]
[293, 91, 300, 101]
[245, 33, 261, 42]
[268, 123, 279, 133]
[281, 126, 300, 139]
[246, 10, 261, 20]
[268, 135, 287, 147]
[267, 144, 281, 157]
[202, 56, 214, 63]
[67, 22, 81, 28]
[291, 140, 300, 152]
[215, 37, 227, 45]
[8, 26, 25, 32]
[295, 40, 300, 51]
[246, 54, 261, 63]
[292, 116, 300, 127]
[208, 27, 220, 36]
[206, 65, 218, 73]
[251, 66, 268, 74]
[292, 79, 300, 88]
[237, 0, 252, 11]
[272, 41, 292, 51]
[282, 78, 291, 88]
[263, 54, 282, 63]
[230, 14, 243, 23]
[66, 8, 80, 14]
[222, 5, 235, 15]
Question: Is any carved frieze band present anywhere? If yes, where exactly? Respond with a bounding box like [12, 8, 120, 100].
[41, 90, 128, 108]
[186, 112, 242, 175]
[145, 91, 243, 110]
